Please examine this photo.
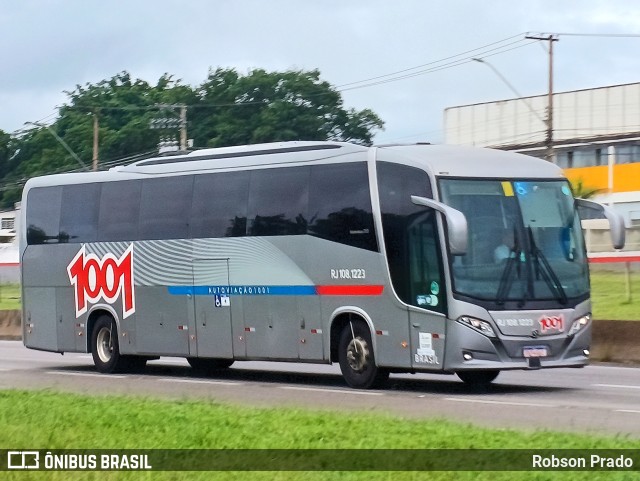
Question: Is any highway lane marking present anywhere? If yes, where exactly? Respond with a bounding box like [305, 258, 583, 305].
[0, 357, 86, 364]
[592, 384, 640, 390]
[159, 378, 241, 386]
[46, 371, 126, 379]
[444, 397, 555, 408]
[280, 386, 384, 396]
[616, 410, 640, 414]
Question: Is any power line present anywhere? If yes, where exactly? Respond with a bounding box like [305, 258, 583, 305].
[536, 32, 640, 38]
[337, 38, 536, 92]
[0, 148, 160, 192]
[335, 33, 527, 88]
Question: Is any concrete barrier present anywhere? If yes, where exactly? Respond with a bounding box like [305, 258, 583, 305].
[0, 310, 21, 340]
[1, 314, 638, 364]
[591, 320, 640, 364]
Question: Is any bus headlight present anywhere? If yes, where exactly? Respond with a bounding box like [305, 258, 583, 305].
[568, 314, 591, 337]
[457, 316, 496, 338]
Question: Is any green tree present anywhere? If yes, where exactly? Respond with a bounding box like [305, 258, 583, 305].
[570, 178, 603, 199]
[0, 129, 11, 179]
[191, 68, 384, 147]
[0, 69, 384, 207]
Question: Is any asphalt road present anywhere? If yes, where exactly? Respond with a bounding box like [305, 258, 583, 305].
[2, 340, 640, 437]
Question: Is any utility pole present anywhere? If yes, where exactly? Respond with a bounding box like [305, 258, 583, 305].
[179, 104, 187, 151]
[525, 33, 559, 162]
[92, 110, 99, 171]
[150, 103, 188, 152]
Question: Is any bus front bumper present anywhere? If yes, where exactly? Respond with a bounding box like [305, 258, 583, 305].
[443, 320, 591, 372]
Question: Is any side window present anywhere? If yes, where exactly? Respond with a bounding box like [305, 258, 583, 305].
[26, 186, 62, 245]
[139, 176, 193, 240]
[191, 171, 250, 238]
[377, 162, 445, 312]
[247, 167, 310, 236]
[59, 183, 101, 243]
[98, 180, 142, 242]
[308, 162, 377, 251]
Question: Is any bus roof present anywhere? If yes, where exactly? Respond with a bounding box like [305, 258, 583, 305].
[376, 144, 564, 179]
[23, 141, 565, 190]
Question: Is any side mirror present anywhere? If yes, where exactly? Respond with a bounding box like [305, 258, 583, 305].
[575, 198, 626, 250]
[411, 195, 468, 255]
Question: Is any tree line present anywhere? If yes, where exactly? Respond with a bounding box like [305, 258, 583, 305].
[0, 68, 385, 208]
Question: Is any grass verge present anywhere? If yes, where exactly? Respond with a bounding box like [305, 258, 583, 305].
[0, 389, 639, 480]
[590, 270, 639, 320]
[0, 283, 20, 311]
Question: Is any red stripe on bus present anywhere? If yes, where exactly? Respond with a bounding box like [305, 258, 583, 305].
[315, 285, 384, 296]
[589, 256, 640, 263]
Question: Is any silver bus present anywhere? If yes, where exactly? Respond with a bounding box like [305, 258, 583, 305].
[19, 141, 625, 388]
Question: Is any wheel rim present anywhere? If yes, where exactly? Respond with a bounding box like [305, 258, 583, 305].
[346, 337, 370, 373]
[96, 326, 113, 363]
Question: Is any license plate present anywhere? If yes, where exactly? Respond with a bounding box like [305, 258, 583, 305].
[523, 346, 548, 358]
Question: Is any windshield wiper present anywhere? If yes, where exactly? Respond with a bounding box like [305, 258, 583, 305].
[527, 226, 568, 305]
[496, 227, 522, 306]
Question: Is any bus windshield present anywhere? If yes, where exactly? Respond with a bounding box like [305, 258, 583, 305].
[439, 179, 589, 307]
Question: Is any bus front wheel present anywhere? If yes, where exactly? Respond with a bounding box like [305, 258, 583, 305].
[338, 321, 388, 389]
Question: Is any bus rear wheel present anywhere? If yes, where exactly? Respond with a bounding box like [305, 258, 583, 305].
[91, 315, 144, 373]
[338, 321, 388, 389]
[456, 370, 500, 386]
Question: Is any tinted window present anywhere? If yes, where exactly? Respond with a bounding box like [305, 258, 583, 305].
[191, 171, 250, 238]
[26, 186, 62, 245]
[248, 167, 310, 236]
[378, 162, 445, 312]
[59, 183, 101, 243]
[308, 162, 377, 251]
[98, 180, 142, 242]
[139, 176, 193, 240]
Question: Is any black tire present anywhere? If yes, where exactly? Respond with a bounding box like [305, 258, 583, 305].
[338, 321, 388, 389]
[91, 315, 130, 374]
[456, 370, 500, 386]
[187, 357, 234, 373]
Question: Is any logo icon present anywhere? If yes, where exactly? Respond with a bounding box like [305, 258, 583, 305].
[539, 315, 564, 333]
[8, 451, 39, 470]
[67, 245, 135, 319]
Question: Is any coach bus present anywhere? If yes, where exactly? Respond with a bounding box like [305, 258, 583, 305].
[19, 141, 625, 388]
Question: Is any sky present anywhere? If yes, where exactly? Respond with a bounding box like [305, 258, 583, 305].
[2, 0, 640, 146]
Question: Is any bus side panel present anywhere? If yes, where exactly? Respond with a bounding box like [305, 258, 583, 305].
[22, 245, 78, 353]
[243, 296, 299, 360]
[193, 258, 233, 359]
[135, 286, 191, 357]
[56, 287, 85, 353]
[298, 296, 324, 360]
[23, 287, 59, 352]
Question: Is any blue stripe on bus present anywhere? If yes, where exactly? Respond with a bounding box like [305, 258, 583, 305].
[168, 285, 318, 296]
